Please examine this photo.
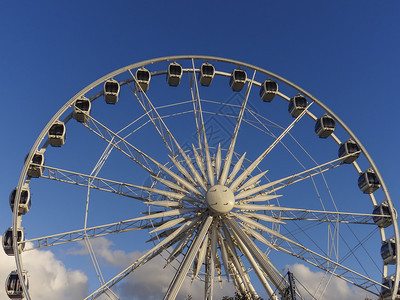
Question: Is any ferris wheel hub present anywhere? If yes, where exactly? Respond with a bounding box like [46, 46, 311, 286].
[205, 185, 235, 214]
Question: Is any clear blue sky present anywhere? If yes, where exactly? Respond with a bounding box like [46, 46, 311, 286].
[0, 1, 399, 299]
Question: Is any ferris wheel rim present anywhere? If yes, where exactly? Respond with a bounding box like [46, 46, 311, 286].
[10, 55, 399, 300]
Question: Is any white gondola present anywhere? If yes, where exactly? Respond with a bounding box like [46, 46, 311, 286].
[288, 94, 307, 117]
[381, 275, 400, 300]
[5, 270, 28, 299]
[135, 68, 151, 92]
[314, 114, 335, 138]
[199, 63, 215, 86]
[381, 237, 396, 264]
[48, 121, 66, 147]
[104, 79, 120, 104]
[338, 139, 360, 164]
[167, 62, 183, 87]
[26, 151, 44, 178]
[9, 186, 31, 215]
[73, 96, 91, 122]
[229, 69, 247, 92]
[373, 201, 393, 228]
[358, 168, 380, 194]
[2, 228, 24, 256]
[260, 79, 278, 102]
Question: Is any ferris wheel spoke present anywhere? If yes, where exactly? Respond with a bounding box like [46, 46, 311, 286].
[219, 70, 256, 185]
[189, 59, 214, 187]
[208, 222, 218, 297]
[81, 114, 157, 174]
[226, 218, 285, 299]
[234, 155, 347, 200]
[216, 230, 230, 281]
[264, 206, 385, 225]
[81, 114, 202, 195]
[192, 144, 207, 181]
[274, 240, 382, 295]
[22, 217, 151, 251]
[226, 152, 246, 186]
[231, 209, 378, 292]
[193, 233, 209, 279]
[39, 164, 148, 200]
[85, 216, 202, 300]
[128, 70, 205, 192]
[163, 215, 213, 300]
[220, 221, 259, 297]
[189, 60, 205, 157]
[38, 163, 202, 205]
[229, 102, 313, 192]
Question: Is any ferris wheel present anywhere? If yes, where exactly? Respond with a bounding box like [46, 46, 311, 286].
[3, 55, 399, 300]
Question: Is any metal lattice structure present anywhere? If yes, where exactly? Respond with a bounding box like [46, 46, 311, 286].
[4, 55, 399, 300]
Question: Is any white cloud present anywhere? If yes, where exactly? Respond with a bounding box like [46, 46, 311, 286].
[0, 243, 88, 300]
[285, 263, 377, 300]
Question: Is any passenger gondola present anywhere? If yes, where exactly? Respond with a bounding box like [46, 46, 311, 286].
[358, 168, 380, 194]
[381, 275, 400, 300]
[104, 79, 120, 104]
[73, 96, 91, 122]
[315, 115, 335, 138]
[2, 228, 24, 256]
[260, 79, 278, 102]
[338, 139, 361, 164]
[26, 151, 44, 178]
[229, 69, 247, 92]
[373, 201, 392, 228]
[135, 68, 151, 92]
[6, 270, 28, 299]
[167, 62, 183, 87]
[48, 121, 66, 147]
[288, 94, 307, 117]
[381, 237, 396, 264]
[9, 186, 31, 215]
[199, 63, 215, 86]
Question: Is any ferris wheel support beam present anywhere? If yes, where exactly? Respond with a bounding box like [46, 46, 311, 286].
[265, 206, 388, 225]
[128, 70, 206, 193]
[189, 59, 215, 187]
[274, 236, 382, 294]
[86, 216, 202, 299]
[163, 215, 213, 300]
[229, 102, 312, 192]
[226, 219, 282, 299]
[189, 60, 206, 171]
[81, 114, 203, 196]
[219, 70, 256, 186]
[235, 154, 351, 201]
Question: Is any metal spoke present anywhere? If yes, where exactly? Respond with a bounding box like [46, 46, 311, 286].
[22, 218, 150, 251]
[230, 102, 313, 192]
[262, 207, 387, 225]
[38, 164, 200, 203]
[234, 155, 348, 200]
[81, 114, 201, 195]
[274, 238, 382, 295]
[226, 218, 284, 299]
[163, 215, 213, 300]
[39, 164, 148, 200]
[189, 59, 214, 187]
[219, 70, 256, 185]
[128, 70, 205, 193]
[86, 216, 202, 300]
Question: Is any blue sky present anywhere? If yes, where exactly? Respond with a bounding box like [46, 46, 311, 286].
[1, 1, 399, 299]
